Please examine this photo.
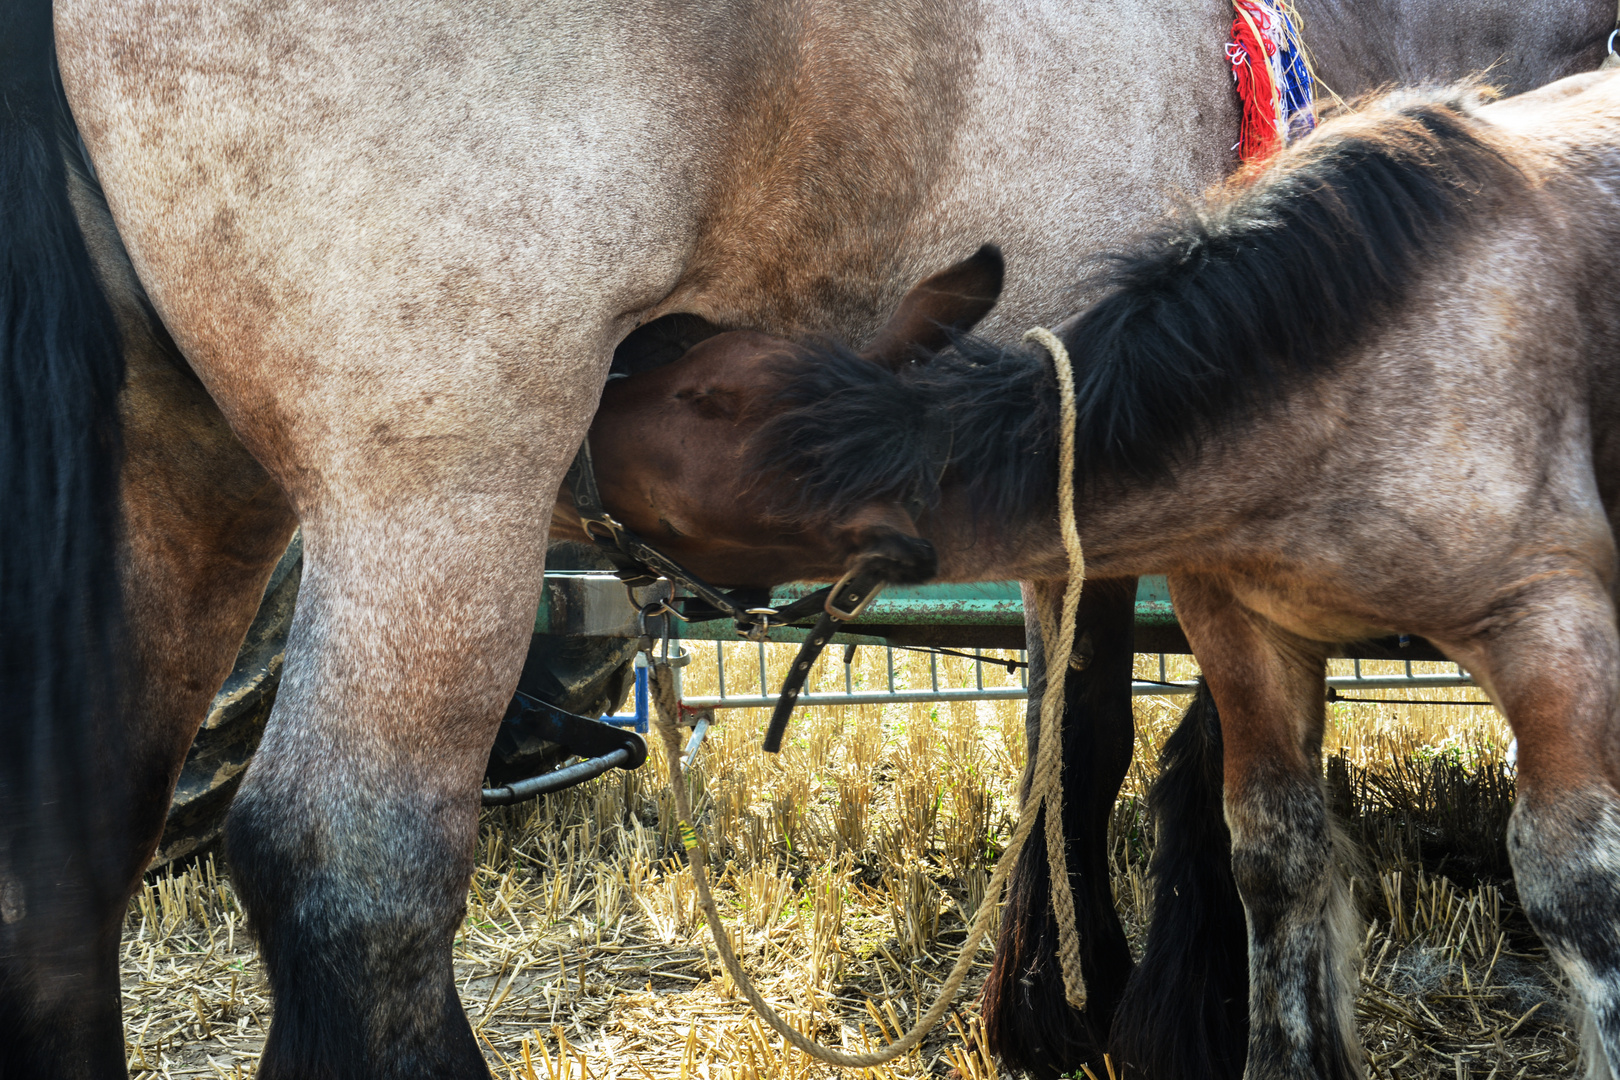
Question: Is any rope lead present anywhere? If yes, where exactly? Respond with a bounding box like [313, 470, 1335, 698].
[648, 323, 1087, 1066]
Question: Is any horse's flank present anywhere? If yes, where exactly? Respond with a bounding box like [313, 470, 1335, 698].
[1301, 0, 1611, 99]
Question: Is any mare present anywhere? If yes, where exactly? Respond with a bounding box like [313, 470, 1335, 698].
[571, 70, 1620, 1077]
[1, 1, 1610, 1077]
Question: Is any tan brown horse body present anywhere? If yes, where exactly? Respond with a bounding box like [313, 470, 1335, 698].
[560, 72, 1620, 1078]
[2, 0, 1613, 1077]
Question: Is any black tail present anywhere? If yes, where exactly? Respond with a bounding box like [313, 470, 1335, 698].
[1110, 680, 1249, 1079]
[983, 580, 1138, 1078]
[0, 0, 131, 1072]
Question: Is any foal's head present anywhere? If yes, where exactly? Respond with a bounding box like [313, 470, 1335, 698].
[550, 246, 1006, 589]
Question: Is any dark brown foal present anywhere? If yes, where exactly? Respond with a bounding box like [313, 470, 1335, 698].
[553, 74, 1620, 1079]
[549, 247, 1006, 589]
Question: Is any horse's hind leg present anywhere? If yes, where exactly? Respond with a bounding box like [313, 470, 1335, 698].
[1443, 575, 1620, 1079]
[93, 201, 300, 891]
[983, 578, 1137, 1078]
[1172, 575, 1361, 1080]
[223, 466, 568, 1077]
[1111, 679, 1250, 1080]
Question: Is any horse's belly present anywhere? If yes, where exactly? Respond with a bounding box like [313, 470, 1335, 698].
[1217, 574, 1397, 646]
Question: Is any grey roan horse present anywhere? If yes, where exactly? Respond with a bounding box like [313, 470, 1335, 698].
[0, 0, 1611, 1077]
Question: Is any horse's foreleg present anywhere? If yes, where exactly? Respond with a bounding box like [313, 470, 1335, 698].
[225, 504, 550, 1080]
[1172, 575, 1361, 1080]
[1445, 576, 1620, 1080]
[983, 578, 1137, 1078]
[1110, 679, 1250, 1080]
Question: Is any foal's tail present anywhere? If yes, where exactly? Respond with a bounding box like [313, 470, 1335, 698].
[1109, 680, 1250, 1080]
[0, 0, 131, 1068]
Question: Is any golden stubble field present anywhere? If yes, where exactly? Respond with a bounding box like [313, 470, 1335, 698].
[120, 646, 1577, 1079]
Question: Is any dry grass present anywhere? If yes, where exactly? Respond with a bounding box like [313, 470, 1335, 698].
[120, 647, 1579, 1079]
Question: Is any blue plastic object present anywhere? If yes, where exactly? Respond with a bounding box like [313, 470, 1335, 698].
[601, 655, 650, 734]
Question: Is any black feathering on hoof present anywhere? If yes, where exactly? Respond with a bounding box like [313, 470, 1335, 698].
[1110, 679, 1250, 1080]
[226, 790, 491, 1080]
[982, 581, 1138, 1078]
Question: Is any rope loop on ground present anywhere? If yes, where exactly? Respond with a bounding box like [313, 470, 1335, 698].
[649, 323, 1086, 1065]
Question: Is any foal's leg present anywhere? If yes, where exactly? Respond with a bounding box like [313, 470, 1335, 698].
[1443, 577, 1620, 1079]
[1172, 575, 1361, 1080]
[983, 578, 1137, 1078]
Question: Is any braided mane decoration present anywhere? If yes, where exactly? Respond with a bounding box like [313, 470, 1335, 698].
[1228, 0, 1316, 162]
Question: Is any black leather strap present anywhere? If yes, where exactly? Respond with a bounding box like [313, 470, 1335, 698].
[567, 441, 775, 632]
[565, 439, 901, 744]
[762, 567, 888, 753]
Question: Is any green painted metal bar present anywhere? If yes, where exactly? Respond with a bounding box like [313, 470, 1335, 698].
[673, 576, 1175, 639]
[534, 573, 1180, 639]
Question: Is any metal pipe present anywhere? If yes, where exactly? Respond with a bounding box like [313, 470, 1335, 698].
[681, 687, 1031, 709]
[1137, 672, 1480, 697]
[633, 656, 648, 733]
[683, 716, 711, 765]
[679, 671, 1480, 710]
[481, 747, 636, 805]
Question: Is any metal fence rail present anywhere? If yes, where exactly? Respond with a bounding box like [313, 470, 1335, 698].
[677, 639, 1030, 710]
[673, 642, 1481, 711]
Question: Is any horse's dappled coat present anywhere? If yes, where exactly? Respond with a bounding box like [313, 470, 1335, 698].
[5, 0, 1614, 1075]
[753, 92, 1526, 534]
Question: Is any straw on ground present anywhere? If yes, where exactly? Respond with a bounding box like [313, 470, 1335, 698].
[121, 646, 1578, 1080]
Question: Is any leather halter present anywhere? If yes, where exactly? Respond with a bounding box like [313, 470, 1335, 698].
[761, 563, 887, 753]
[757, 410, 957, 749]
[564, 410, 949, 753]
[564, 440, 839, 636]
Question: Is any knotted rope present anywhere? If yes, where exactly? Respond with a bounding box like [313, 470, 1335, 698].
[647, 324, 1087, 1065]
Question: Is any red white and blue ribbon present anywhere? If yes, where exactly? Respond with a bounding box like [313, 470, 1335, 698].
[1227, 0, 1315, 163]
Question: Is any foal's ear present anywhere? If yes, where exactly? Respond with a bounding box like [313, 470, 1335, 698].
[860, 244, 1004, 370]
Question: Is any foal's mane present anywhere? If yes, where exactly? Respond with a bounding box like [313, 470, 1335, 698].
[753, 88, 1525, 526]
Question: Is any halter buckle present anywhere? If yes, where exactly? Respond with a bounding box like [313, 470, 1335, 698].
[824, 568, 884, 621]
[738, 607, 777, 643]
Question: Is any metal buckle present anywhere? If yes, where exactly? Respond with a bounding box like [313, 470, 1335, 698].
[582, 517, 623, 545]
[738, 607, 777, 643]
[824, 569, 884, 621]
